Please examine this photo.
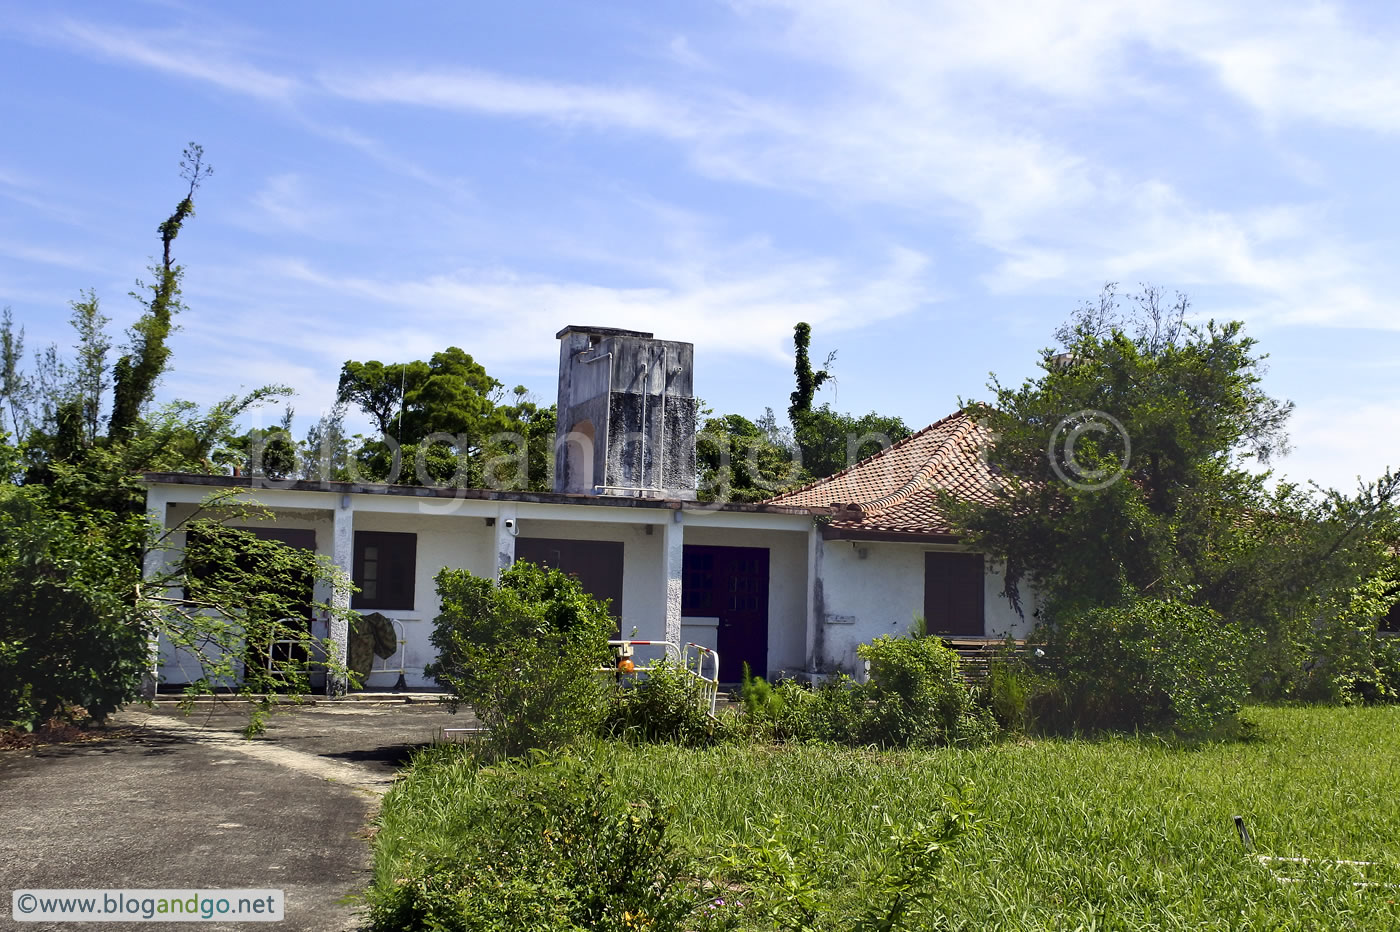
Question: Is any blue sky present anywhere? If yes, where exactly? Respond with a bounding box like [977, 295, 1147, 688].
[1, 1, 1397, 491]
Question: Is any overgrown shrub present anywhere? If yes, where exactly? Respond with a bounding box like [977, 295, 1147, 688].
[601, 658, 717, 746]
[736, 639, 992, 749]
[985, 643, 1047, 735]
[1037, 597, 1248, 734]
[858, 635, 996, 748]
[1284, 574, 1400, 704]
[743, 675, 867, 745]
[0, 488, 150, 729]
[368, 752, 694, 932]
[425, 561, 614, 758]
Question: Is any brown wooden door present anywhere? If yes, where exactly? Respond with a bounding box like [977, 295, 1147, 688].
[683, 545, 769, 681]
[923, 551, 985, 636]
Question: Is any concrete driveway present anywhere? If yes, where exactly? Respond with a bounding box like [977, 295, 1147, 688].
[0, 700, 470, 931]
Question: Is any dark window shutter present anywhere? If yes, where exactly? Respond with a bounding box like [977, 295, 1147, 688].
[923, 552, 985, 636]
[352, 531, 417, 610]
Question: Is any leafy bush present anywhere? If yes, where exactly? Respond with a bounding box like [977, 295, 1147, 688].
[1283, 573, 1400, 704]
[857, 635, 996, 748]
[985, 644, 1046, 735]
[735, 639, 993, 749]
[0, 489, 149, 729]
[1037, 597, 1248, 734]
[740, 662, 783, 719]
[368, 752, 694, 932]
[425, 561, 614, 759]
[766, 676, 867, 745]
[601, 658, 718, 746]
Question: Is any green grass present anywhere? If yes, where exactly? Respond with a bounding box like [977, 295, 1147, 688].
[373, 706, 1400, 930]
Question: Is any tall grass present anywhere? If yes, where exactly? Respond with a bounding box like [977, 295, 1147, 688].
[373, 706, 1400, 930]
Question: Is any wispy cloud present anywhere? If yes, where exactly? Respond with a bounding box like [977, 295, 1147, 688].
[260, 243, 933, 365]
[0, 239, 99, 271]
[303, 2, 1400, 336]
[240, 173, 341, 236]
[320, 68, 712, 138]
[1280, 397, 1400, 492]
[48, 18, 300, 101]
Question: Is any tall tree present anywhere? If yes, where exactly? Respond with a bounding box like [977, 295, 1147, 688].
[109, 143, 212, 439]
[787, 321, 832, 424]
[786, 322, 908, 478]
[335, 360, 408, 438]
[697, 411, 804, 502]
[943, 285, 1397, 695]
[69, 289, 111, 445]
[0, 308, 31, 439]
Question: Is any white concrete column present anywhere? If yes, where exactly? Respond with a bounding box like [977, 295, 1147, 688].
[494, 503, 518, 579]
[804, 524, 824, 674]
[327, 494, 354, 696]
[662, 509, 685, 647]
[140, 486, 172, 700]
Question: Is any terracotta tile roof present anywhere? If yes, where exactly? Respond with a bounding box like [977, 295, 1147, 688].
[764, 411, 997, 538]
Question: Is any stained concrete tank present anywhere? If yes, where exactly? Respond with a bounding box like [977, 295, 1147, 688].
[553, 325, 697, 499]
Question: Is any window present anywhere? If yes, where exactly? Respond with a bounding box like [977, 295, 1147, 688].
[923, 552, 985, 636]
[353, 531, 417, 610]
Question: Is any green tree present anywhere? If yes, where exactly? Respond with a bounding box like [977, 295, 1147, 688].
[0, 307, 32, 440]
[70, 289, 111, 444]
[697, 411, 804, 503]
[788, 321, 832, 424]
[338, 350, 555, 491]
[335, 360, 406, 438]
[786, 322, 910, 479]
[945, 284, 1399, 702]
[109, 143, 212, 440]
[0, 146, 342, 734]
[945, 285, 1298, 613]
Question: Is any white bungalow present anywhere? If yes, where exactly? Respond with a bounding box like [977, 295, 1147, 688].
[143, 325, 1032, 692]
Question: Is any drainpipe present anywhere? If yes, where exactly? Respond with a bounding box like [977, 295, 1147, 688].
[639, 358, 648, 488]
[657, 346, 667, 494]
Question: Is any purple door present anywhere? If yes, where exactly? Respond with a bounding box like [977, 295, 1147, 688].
[682, 545, 769, 681]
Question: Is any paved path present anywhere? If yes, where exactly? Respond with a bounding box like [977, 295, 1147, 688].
[0, 702, 469, 931]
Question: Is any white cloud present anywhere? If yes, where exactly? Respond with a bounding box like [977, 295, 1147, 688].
[240, 173, 341, 236]
[263, 244, 933, 365]
[320, 68, 711, 138]
[50, 19, 299, 100]
[1278, 398, 1400, 492]
[1193, 8, 1400, 134]
[26, 2, 1400, 341]
[0, 239, 96, 271]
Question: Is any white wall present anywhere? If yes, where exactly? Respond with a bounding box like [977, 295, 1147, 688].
[816, 539, 1034, 675]
[353, 511, 495, 688]
[683, 525, 808, 678]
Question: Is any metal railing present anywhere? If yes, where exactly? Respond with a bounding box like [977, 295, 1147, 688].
[681, 642, 721, 715]
[605, 639, 721, 716]
[369, 618, 409, 690]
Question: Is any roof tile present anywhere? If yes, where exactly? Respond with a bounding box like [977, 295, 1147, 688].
[764, 411, 997, 537]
